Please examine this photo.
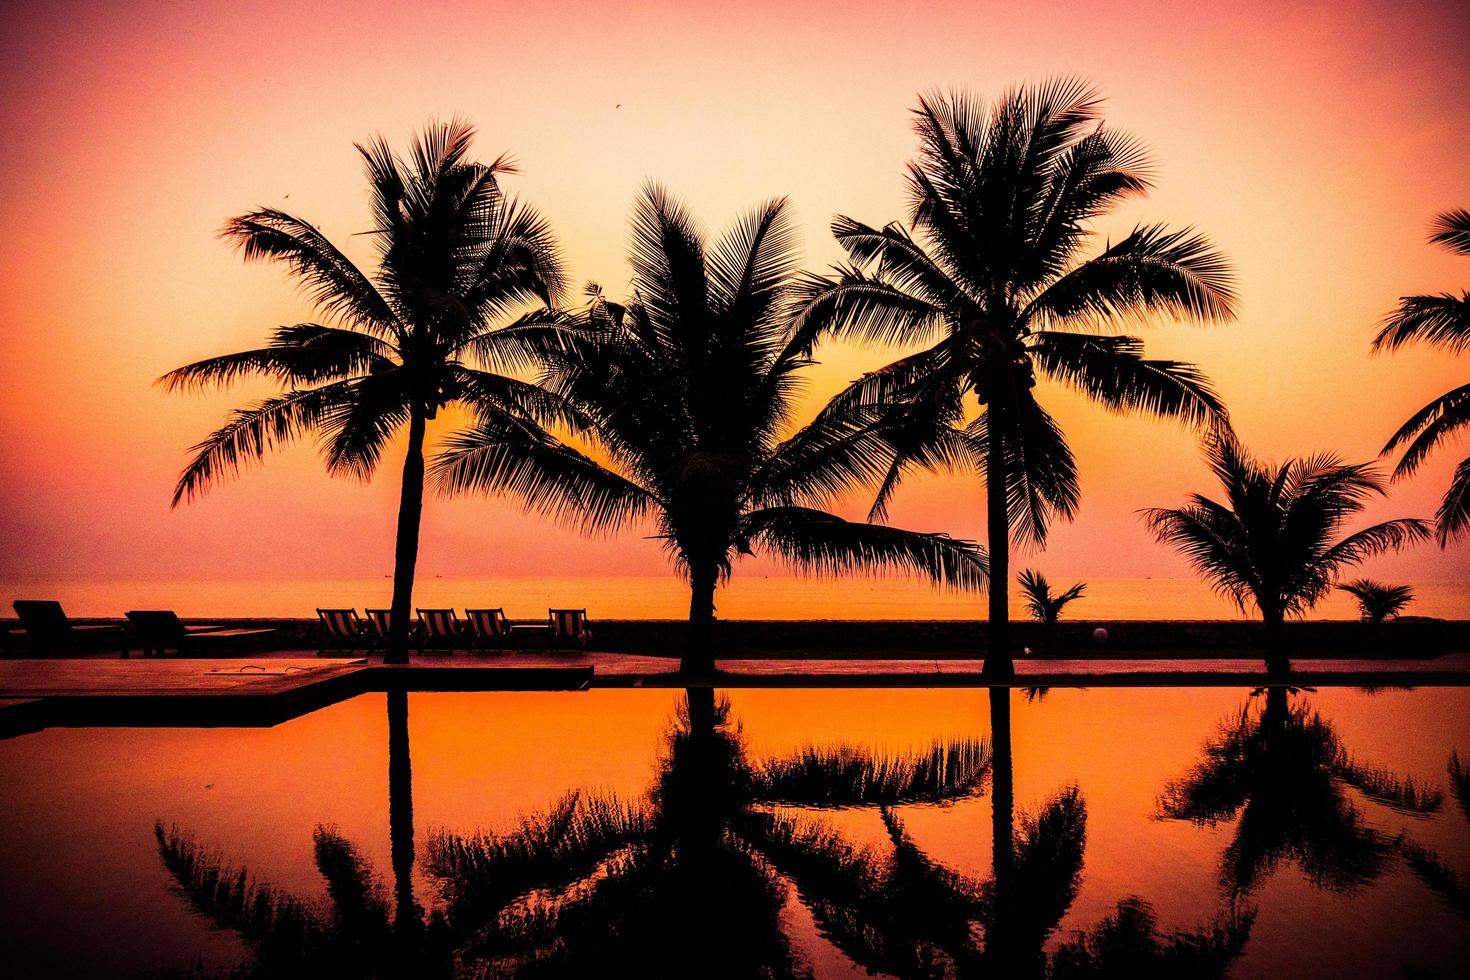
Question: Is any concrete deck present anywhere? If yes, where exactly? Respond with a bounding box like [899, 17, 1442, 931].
[0, 656, 593, 732]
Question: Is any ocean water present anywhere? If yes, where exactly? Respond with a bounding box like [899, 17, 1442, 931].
[0, 574, 1464, 620]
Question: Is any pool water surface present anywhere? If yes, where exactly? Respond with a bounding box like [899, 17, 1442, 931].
[1, 685, 1467, 978]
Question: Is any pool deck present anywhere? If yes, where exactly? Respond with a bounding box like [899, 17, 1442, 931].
[2, 650, 1467, 736]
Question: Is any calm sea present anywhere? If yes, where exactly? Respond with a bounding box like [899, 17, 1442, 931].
[1, 575, 1465, 620]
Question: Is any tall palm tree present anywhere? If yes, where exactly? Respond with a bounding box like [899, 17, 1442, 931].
[160, 121, 569, 663]
[432, 185, 989, 673]
[1143, 434, 1430, 674]
[794, 80, 1237, 677]
[1336, 578, 1414, 624]
[1375, 209, 1470, 544]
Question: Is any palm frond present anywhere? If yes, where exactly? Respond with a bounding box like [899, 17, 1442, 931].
[1029, 331, 1226, 427]
[318, 370, 411, 481]
[1449, 750, 1470, 823]
[743, 506, 988, 590]
[786, 268, 944, 349]
[423, 790, 647, 935]
[1438, 457, 1470, 544]
[1316, 518, 1431, 569]
[1402, 842, 1470, 921]
[171, 382, 353, 506]
[750, 739, 990, 806]
[431, 415, 655, 533]
[157, 325, 395, 393]
[1023, 223, 1237, 330]
[1333, 757, 1442, 814]
[707, 196, 803, 345]
[1372, 293, 1470, 354]
[1429, 208, 1470, 255]
[220, 208, 399, 334]
[967, 398, 1081, 547]
[1381, 383, 1470, 478]
[1050, 898, 1255, 979]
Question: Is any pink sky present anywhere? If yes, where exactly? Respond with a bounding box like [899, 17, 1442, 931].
[1, 0, 1467, 592]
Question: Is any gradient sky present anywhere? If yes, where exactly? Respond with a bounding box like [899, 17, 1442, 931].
[2, 0, 1467, 590]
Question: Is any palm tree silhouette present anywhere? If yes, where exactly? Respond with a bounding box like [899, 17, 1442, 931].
[1375, 209, 1470, 544]
[1018, 569, 1086, 649]
[160, 121, 570, 663]
[1143, 432, 1429, 674]
[1156, 686, 1443, 897]
[792, 81, 1236, 677]
[1336, 578, 1414, 624]
[431, 185, 988, 673]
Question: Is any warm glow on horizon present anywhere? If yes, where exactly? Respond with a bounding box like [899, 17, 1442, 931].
[2, 0, 1467, 601]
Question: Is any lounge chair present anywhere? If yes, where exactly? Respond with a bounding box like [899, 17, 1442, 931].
[548, 608, 593, 653]
[465, 608, 510, 655]
[416, 608, 465, 655]
[125, 610, 274, 658]
[317, 608, 370, 654]
[12, 600, 127, 657]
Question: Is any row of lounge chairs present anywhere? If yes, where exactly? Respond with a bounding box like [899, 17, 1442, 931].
[4, 601, 274, 657]
[318, 607, 592, 655]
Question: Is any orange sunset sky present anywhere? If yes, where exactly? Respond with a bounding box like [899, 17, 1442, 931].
[2, 0, 1467, 593]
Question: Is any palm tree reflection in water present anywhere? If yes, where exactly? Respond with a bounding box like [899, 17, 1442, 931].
[1157, 687, 1448, 897]
[155, 691, 1251, 977]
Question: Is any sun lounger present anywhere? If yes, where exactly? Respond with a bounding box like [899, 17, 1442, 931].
[125, 610, 274, 657]
[316, 608, 370, 654]
[548, 608, 593, 653]
[12, 600, 128, 657]
[465, 608, 510, 654]
[416, 608, 465, 655]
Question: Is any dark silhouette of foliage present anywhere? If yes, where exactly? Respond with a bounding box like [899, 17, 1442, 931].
[1375, 209, 1470, 545]
[794, 80, 1236, 676]
[160, 121, 570, 662]
[1336, 578, 1415, 624]
[1019, 568, 1087, 627]
[1143, 432, 1429, 673]
[431, 185, 988, 672]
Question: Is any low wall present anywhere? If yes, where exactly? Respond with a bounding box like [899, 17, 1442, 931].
[5, 617, 1464, 658]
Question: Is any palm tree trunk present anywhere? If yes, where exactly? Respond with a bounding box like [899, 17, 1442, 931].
[984, 407, 1013, 678]
[1262, 606, 1290, 677]
[386, 409, 428, 665]
[682, 561, 719, 675]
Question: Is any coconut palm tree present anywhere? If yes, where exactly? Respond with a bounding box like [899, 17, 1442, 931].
[160, 121, 570, 663]
[793, 80, 1236, 677]
[1142, 433, 1430, 674]
[1375, 209, 1470, 544]
[1336, 578, 1415, 624]
[432, 185, 988, 673]
[1018, 569, 1086, 628]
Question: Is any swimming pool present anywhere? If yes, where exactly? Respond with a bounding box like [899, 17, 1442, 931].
[2, 685, 1467, 977]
